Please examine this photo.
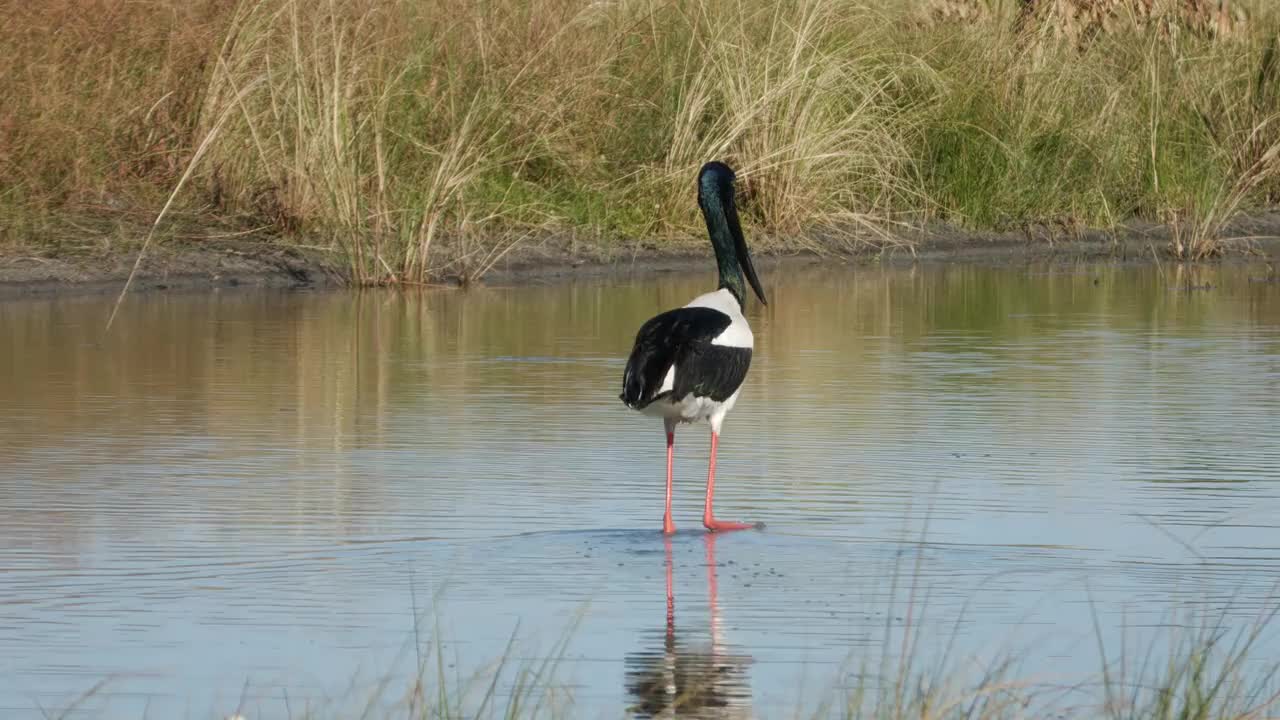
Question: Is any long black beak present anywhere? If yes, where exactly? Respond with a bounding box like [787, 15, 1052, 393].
[722, 190, 768, 306]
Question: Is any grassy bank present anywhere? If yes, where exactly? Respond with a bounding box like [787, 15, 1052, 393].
[3, 0, 1280, 285]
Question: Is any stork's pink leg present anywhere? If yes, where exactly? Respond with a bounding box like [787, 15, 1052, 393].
[662, 430, 676, 535]
[702, 432, 755, 532]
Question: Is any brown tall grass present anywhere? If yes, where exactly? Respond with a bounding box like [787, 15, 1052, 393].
[2, 0, 1279, 282]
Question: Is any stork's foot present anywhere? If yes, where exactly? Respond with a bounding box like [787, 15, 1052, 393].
[702, 516, 763, 533]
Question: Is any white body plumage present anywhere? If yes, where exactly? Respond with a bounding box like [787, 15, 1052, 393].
[639, 289, 753, 433]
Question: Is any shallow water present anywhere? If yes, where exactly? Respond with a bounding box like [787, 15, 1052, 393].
[2, 261, 1279, 718]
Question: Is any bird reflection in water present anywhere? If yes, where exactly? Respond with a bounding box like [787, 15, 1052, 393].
[625, 533, 753, 718]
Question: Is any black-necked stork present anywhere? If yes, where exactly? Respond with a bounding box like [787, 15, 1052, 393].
[620, 161, 768, 535]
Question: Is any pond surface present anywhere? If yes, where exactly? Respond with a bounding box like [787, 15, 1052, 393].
[2, 261, 1279, 718]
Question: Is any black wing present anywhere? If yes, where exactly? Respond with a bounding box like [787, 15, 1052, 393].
[620, 307, 751, 409]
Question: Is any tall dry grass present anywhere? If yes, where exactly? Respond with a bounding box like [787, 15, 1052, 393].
[0, 0, 231, 241]
[2, 0, 1279, 281]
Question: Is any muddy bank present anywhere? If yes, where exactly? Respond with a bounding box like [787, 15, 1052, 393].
[0, 240, 346, 299]
[489, 213, 1280, 285]
[4, 213, 1280, 300]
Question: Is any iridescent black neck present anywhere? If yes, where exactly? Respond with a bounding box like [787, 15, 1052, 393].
[697, 168, 745, 307]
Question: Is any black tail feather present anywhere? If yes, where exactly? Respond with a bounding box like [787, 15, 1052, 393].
[620, 307, 734, 411]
